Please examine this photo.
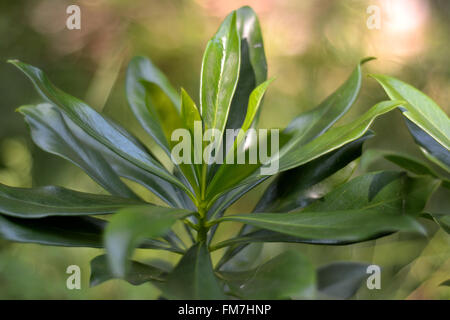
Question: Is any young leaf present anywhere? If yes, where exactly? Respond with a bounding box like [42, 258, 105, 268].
[104, 205, 192, 277]
[284, 58, 374, 145]
[19, 103, 138, 199]
[8, 60, 189, 194]
[126, 56, 182, 155]
[317, 262, 370, 299]
[161, 242, 225, 299]
[224, 6, 268, 131]
[371, 74, 450, 166]
[90, 254, 167, 287]
[200, 11, 240, 137]
[0, 183, 143, 218]
[219, 250, 315, 299]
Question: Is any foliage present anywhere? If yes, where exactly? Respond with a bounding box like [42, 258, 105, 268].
[2, 6, 449, 300]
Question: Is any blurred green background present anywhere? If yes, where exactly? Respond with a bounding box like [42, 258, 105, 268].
[0, 0, 449, 299]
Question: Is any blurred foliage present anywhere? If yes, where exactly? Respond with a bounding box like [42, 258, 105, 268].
[0, 0, 448, 299]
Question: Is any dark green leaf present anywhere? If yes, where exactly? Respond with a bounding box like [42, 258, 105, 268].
[219, 250, 315, 299]
[405, 119, 450, 170]
[18, 103, 138, 199]
[0, 183, 142, 218]
[255, 132, 372, 212]
[126, 56, 182, 155]
[215, 172, 436, 244]
[9, 60, 189, 194]
[0, 215, 105, 247]
[161, 242, 225, 299]
[69, 124, 186, 207]
[104, 205, 191, 277]
[90, 254, 166, 287]
[206, 100, 403, 201]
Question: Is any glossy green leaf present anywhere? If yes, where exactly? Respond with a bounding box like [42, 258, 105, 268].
[284, 58, 374, 144]
[214, 135, 370, 266]
[19, 103, 138, 199]
[0, 215, 105, 247]
[67, 121, 186, 207]
[206, 60, 374, 201]
[317, 262, 370, 299]
[371, 74, 450, 166]
[255, 133, 371, 213]
[219, 250, 315, 299]
[405, 119, 450, 170]
[161, 242, 225, 299]
[0, 183, 142, 218]
[177, 88, 202, 189]
[104, 205, 191, 277]
[200, 11, 240, 136]
[275, 101, 402, 173]
[0, 214, 175, 250]
[126, 56, 182, 155]
[224, 6, 268, 131]
[90, 254, 166, 287]
[207, 100, 403, 201]
[223, 78, 274, 165]
[9, 60, 188, 194]
[214, 171, 436, 243]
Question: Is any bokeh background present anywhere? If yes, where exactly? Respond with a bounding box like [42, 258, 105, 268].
[0, 0, 449, 299]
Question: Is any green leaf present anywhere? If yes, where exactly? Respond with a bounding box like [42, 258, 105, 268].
[0, 215, 105, 247]
[361, 149, 441, 177]
[317, 262, 370, 299]
[67, 121, 186, 207]
[275, 101, 402, 173]
[161, 242, 225, 299]
[214, 134, 370, 267]
[206, 60, 373, 202]
[370, 74, 450, 165]
[255, 133, 371, 213]
[8, 60, 189, 194]
[200, 11, 240, 136]
[104, 205, 191, 277]
[0, 183, 142, 218]
[18, 103, 138, 199]
[219, 250, 315, 299]
[126, 56, 182, 155]
[215, 172, 435, 244]
[206, 100, 403, 201]
[284, 58, 373, 144]
[223, 78, 274, 165]
[223, 6, 268, 131]
[405, 119, 450, 170]
[90, 254, 166, 287]
[0, 214, 174, 250]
